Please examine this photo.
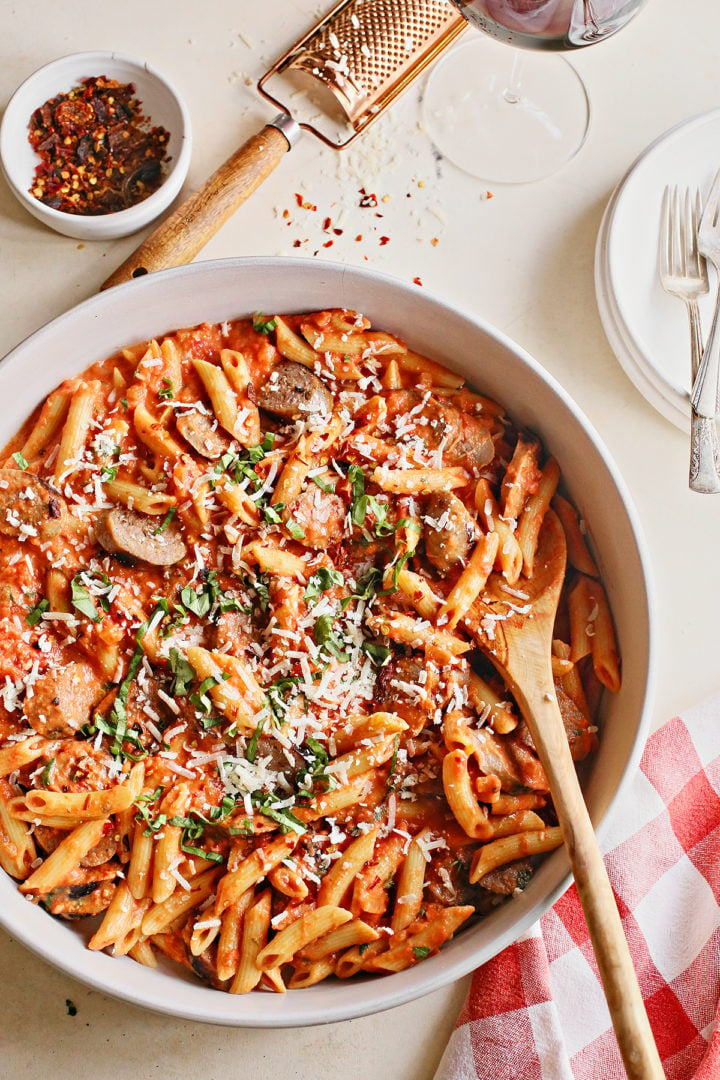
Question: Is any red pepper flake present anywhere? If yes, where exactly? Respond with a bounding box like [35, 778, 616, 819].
[430, 237, 439, 247]
[293, 239, 302, 248]
[28, 75, 170, 216]
[413, 276, 423, 286]
[295, 192, 317, 211]
[358, 188, 378, 208]
[322, 216, 332, 231]
[323, 240, 334, 248]
[333, 228, 343, 236]
[355, 234, 363, 242]
[379, 236, 390, 246]
[282, 208, 290, 219]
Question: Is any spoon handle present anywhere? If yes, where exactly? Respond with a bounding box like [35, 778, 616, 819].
[517, 680, 665, 1080]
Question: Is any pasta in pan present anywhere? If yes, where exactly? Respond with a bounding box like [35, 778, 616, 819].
[0, 309, 619, 993]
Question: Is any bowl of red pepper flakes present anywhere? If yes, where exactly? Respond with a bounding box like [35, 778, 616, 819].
[0, 51, 192, 241]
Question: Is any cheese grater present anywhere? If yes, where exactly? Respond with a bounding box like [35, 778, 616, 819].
[103, 0, 467, 289]
[259, 0, 467, 146]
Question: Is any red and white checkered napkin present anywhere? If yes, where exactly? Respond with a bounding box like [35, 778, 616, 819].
[435, 698, 720, 1080]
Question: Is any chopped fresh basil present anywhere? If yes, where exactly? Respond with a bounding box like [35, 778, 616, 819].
[190, 673, 229, 715]
[153, 507, 177, 535]
[304, 567, 344, 605]
[133, 788, 166, 835]
[253, 314, 277, 335]
[12, 452, 29, 470]
[265, 675, 302, 725]
[262, 503, 284, 526]
[286, 517, 305, 540]
[251, 791, 306, 835]
[158, 378, 174, 401]
[26, 597, 49, 627]
[313, 613, 349, 663]
[168, 812, 224, 863]
[39, 757, 55, 787]
[168, 647, 196, 696]
[70, 574, 102, 623]
[251, 573, 271, 612]
[361, 641, 392, 667]
[100, 465, 118, 483]
[413, 946, 431, 960]
[246, 715, 267, 763]
[295, 735, 336, 798]
[311, 474, 336, 494]
[348, 464, 367, 526]
[198, 714, 227, 731]
[180, 582, 213, 618]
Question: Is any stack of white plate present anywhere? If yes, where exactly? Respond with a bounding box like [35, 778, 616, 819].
[595, 109, 720, 432]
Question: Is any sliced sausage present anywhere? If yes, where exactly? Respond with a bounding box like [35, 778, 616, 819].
[45, 740, 114, 793]
[501, 431, 542, 518]
[96, 506, 186, 566]
[424, 491, 480, 574]
[24, 660, 104, 738]
[288, 488, 346, 549]
[35, 820, 118, 867]
[555, 682, 597, 762]
[376, 656, 438, 736]
[383, 392, 494, 473]
[80, 831, 119, 868]
[256, 360, 333, 420]
[448, 412, 495, 472]
[251, 735, 304, 780]
[41, 877, 116, 919]
[0, 469, 66, 542]
[476, 859, 534, 895]
[176, 410, 231, 460]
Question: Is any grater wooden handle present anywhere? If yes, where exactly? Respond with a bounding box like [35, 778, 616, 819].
[101, 124, 291, 290]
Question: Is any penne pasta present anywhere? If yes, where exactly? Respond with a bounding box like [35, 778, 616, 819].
[371, 465, 470, 494]
[0, 308, 619, 999]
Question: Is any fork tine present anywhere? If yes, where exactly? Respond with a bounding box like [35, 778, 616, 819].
[660, 185, 671, 276]
[692, 190, 702, 271]
[670, 185, 680, 275]
[680, 188, 690, 276]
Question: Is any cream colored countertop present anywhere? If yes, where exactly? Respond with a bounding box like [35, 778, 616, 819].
[1, 1, 719, 1076]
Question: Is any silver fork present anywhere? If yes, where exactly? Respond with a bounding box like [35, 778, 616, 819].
[660, 184, 720, 493]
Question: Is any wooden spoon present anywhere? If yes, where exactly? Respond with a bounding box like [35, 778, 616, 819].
[464, 510, 664, 1080]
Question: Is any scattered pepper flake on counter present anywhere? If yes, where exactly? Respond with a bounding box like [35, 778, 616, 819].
[413, 276, 423, 286]
[358, 188, 378, 208]
[65, 999, 77, 1017]
[28, 75, 170, 215]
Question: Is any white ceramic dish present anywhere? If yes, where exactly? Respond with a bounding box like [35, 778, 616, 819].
[595, 109, 720, 432]
[0, 51, 192, 241]
[0, 257, 655, 1026]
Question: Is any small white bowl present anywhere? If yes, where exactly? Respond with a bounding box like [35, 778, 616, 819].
[0, 51, 192, 240]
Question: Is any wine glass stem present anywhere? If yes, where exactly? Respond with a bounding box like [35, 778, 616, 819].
[503, 52, 525, 105]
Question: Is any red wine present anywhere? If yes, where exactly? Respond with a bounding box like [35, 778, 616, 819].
[455, 0, 645, 51]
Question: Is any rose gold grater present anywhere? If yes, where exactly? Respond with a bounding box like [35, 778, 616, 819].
[259, 0, 467, 147]
[103, 0, 466, 289]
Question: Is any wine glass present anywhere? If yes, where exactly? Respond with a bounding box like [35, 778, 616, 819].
[422, 0, 648, 184]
